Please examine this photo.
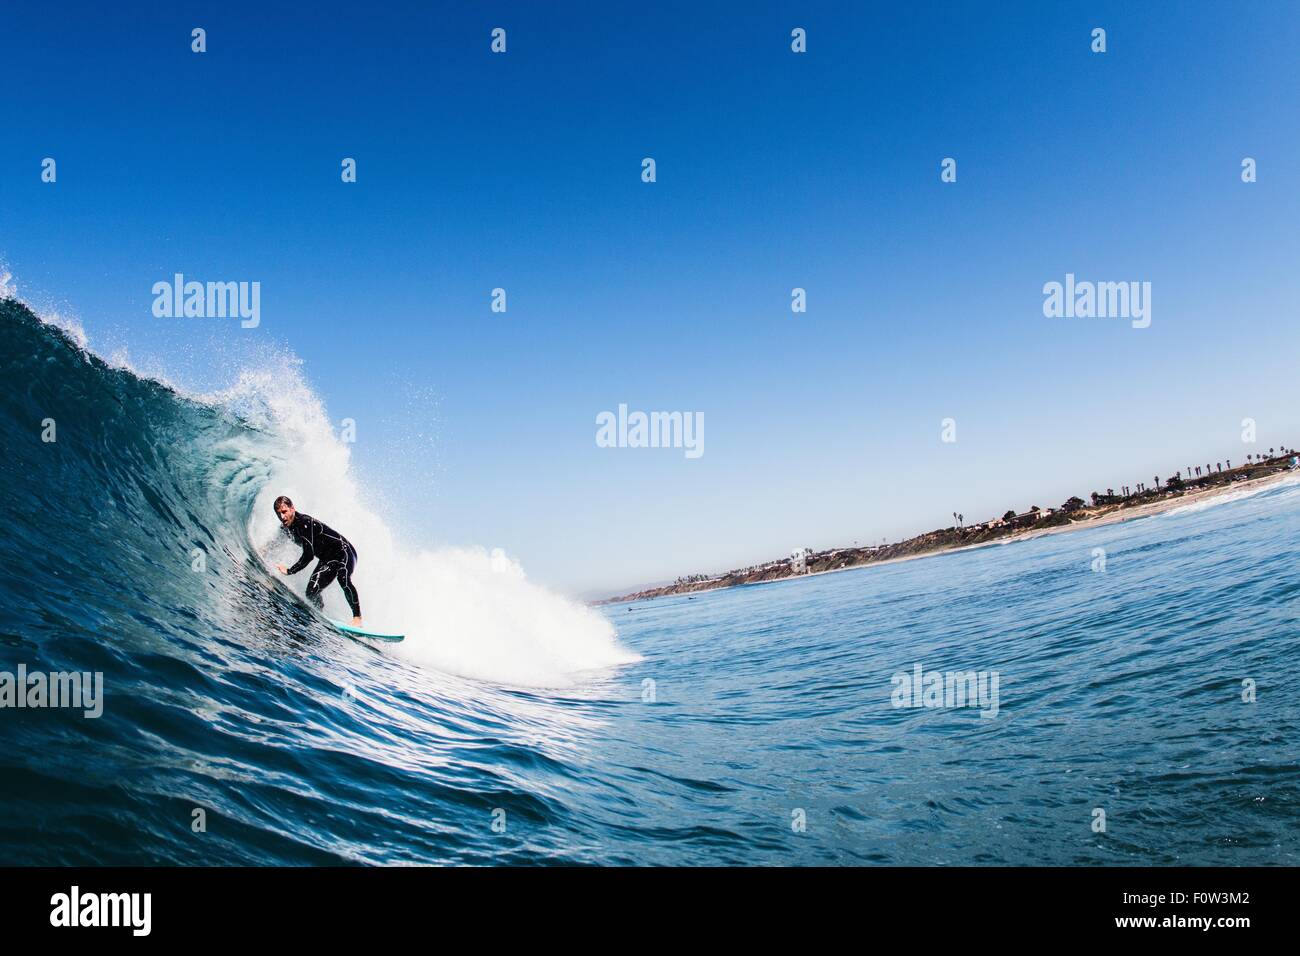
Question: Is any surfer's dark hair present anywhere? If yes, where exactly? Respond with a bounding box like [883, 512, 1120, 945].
[273, 495, 293, 511]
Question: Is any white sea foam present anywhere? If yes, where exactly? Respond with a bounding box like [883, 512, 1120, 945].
[223, 358, 638, 687]
[1161, 472, 1300, 517]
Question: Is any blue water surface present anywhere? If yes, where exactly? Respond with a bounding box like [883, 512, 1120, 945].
[2, 298, 1296, 865]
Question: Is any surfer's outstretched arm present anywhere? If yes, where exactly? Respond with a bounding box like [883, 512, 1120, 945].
[280, 519, 315, 575]
[285, 539, 313, 575]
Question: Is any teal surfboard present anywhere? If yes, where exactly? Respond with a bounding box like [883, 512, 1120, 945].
[329, 619, 405, 643]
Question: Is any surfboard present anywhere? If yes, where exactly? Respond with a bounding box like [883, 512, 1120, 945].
[329, 619, 405, 643]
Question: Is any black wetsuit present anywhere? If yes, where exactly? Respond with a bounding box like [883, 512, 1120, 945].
[282, 512, 361, 618]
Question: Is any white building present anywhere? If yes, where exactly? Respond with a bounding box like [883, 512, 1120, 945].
[791, 548, 809, 574]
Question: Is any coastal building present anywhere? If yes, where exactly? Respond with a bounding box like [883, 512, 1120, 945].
[1008, 511, 1043, 528]
[791, 548, 809, 574]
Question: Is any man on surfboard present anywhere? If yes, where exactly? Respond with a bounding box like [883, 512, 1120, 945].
[273, 496, 363, 626]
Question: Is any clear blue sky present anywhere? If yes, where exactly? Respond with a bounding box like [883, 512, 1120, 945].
[4, 1, 1299, 596]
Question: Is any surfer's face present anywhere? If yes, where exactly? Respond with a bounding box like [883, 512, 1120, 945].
[275, 503, 296, 526]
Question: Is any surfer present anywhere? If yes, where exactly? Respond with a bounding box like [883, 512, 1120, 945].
[272, 495, 363, 626]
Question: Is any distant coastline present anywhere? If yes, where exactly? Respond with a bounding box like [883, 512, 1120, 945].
[596, 452, 1300, 606]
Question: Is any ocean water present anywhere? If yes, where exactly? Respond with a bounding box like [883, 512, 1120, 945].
[2, 296, 1298, 865]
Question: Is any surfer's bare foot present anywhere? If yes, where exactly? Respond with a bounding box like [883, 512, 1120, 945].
[276, 564, 288, 574]
[351, 616, 363, 627]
